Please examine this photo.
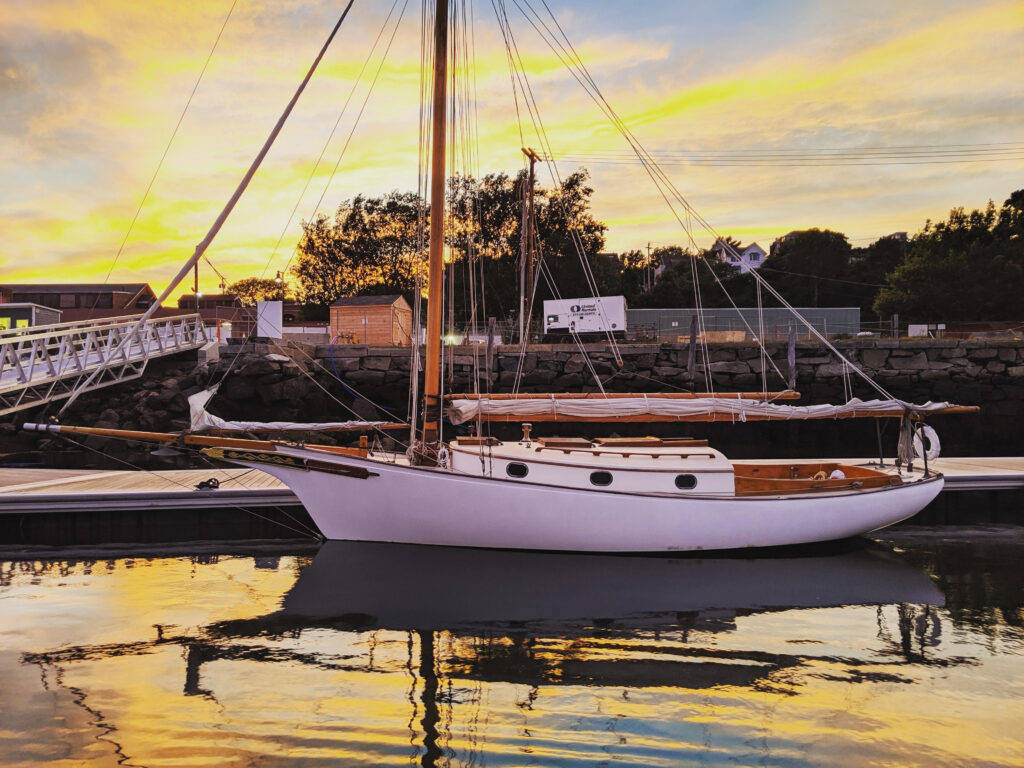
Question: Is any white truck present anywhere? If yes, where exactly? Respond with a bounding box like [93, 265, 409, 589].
[543, 296, 627, 339]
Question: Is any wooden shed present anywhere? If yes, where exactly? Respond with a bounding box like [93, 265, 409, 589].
[330, 294, 413, 346]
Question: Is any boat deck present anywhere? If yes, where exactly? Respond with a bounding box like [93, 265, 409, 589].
[0, 457, 1021, 514]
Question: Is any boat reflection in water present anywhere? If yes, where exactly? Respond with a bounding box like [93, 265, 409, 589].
[209, 541, 947, 765]
[233, 539, 945, 634]
[15, 540, 965, 767]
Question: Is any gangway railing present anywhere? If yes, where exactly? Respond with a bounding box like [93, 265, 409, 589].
[0, 314, 210, 416]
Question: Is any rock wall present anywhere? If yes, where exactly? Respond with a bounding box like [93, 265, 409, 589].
[17, 339, 1022, 461]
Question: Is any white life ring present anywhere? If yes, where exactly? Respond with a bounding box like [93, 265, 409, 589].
[913, 425, 941, 461]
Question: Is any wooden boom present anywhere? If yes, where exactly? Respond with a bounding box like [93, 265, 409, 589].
[446, 391, 803, 401]
[468, 406, 979, 424]
[21, 423, 367, 456]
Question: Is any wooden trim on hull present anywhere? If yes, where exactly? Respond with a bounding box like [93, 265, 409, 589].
[733, 462, 902, 496]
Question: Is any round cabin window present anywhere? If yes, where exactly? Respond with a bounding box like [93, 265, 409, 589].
[675, 474, 698, 490]
[506, 462, 529, 478]
[590, 471, 613, 487]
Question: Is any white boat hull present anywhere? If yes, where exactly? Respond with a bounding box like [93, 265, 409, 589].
[240, 446, 943, 552]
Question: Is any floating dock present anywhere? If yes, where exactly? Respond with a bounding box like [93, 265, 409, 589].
[0, 467, 298, 513]
[0, 457, 1022, 515]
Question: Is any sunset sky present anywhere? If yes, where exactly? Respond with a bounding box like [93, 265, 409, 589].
[1, 0, 1021, 301]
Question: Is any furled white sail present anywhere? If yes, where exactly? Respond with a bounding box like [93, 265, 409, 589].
[446, 395, 965, 424]
[188, 387, 387, 432]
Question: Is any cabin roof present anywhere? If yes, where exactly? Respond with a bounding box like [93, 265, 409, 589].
[331, 294, 408, 308]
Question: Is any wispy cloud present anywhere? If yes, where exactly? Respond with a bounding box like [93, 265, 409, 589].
[0, 0, 1020, 296]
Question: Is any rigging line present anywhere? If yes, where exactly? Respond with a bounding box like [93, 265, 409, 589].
[99, 0, 239, 292]
[757, 279, 767, 396]
[720, 241, 897, 400]
[519, 0, 704, 256]
[502, 3, 622, 361]
[535, 260, 604, 394]
[605, 111, 892, 399]
[756, 266, 887, 288]
[689, 254, 712, 392]
[60, 0, 358, 417]
[284, 339, 413, 443]
[492, 0, 526, 146]
[280, 0, 411, 282]
[550, 148, 1024, 160]
[544, 157, 1024, 168]
[499, 4, 620, 368]
[527, 12, 834, 396]
[57, 434, 321, 539]
[260, 0, 404, 282]
[694, 256, 788, 384]
[528, 0, 747, 250]
[552, 147, 1024, 159]
[567, 140, 1024, 153]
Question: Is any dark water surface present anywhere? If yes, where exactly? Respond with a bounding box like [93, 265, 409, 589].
[1, 528, 1022, 767]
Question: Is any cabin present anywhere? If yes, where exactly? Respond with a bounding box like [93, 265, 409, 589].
[709, 239, 766, 274]
[0, 303, 62, 331]
[330, 295, 413, 346]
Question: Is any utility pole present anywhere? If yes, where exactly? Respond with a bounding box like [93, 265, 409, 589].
[646, 241, 652, 292]
[520, 147, 540, 344]
[193, 262, 201, 313]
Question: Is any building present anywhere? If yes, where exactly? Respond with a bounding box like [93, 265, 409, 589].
[709, 239, 766, 274]
[653, 250, 687, 281]
[177, 293, 248, 340]
[0, 304, 62, 331]
[330, 295, 413, 346]
[0, 282, 199, 323]
[0, 283, 172, 323]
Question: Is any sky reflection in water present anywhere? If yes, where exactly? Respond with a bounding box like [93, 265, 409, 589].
[1, 529, 1022, 767]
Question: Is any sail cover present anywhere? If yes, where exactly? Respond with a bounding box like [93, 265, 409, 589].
[446, 395, 968, 424]
[188, 387, 388, 432]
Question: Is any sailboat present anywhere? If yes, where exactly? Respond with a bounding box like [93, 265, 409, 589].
[25, 0, 976, 551]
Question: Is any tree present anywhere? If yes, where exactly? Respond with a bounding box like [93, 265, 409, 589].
[533, 169, 608, 303]
[760, 229, 853, 307]
[225, 277, 287, 306]
[630, 246, 757, 309]
[844, 236, 907, 320]
[293, 192, 425, 313]
[874, 191, 1024, 322]
[444, 169, 608, 325]
[617, 249, 655, 303]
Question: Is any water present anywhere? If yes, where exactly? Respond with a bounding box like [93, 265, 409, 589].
[1, 528, 1022, 767]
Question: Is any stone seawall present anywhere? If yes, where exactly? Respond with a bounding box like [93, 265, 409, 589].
[312, 339, 1023, 414]
[23, 339, 1023, 461]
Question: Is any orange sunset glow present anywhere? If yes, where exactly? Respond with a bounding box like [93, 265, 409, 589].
[1, 0, 1021, 301]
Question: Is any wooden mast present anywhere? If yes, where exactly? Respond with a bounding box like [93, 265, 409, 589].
[421, 0, 449, 451]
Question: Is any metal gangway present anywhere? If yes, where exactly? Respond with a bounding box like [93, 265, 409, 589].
[0, 314, 210, 416]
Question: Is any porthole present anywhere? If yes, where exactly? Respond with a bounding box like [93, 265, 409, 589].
[675, 474, 698, 490]
[506, 462, 529, 478]
[590, 471, 613, 486]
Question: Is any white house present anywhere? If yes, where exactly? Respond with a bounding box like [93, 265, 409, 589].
[709, 239, 766, 274]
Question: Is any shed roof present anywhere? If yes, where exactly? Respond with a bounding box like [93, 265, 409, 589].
[331, 294, 408, 308]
